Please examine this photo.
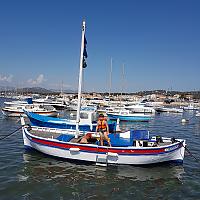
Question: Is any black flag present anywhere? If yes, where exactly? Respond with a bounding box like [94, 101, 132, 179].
[83, 36, 88, 68]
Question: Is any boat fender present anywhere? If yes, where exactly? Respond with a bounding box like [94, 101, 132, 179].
[107, 152, 118, 157]
[90, 124, 93, 131]
[20, 116, 25, 126]
[116, 118, 121, 132]
[69, 148, 80, 152]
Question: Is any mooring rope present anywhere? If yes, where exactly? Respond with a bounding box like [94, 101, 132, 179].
[0, 126, 22, 141]
[184, 146, 200, 163]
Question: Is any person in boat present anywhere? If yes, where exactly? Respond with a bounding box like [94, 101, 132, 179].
[79, 133, 93, 144]
[96, 113, 111, 147]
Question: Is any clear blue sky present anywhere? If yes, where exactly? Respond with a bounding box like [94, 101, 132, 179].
[0, 0, 200, 92]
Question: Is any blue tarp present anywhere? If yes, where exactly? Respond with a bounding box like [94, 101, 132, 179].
[106, 130, 149, 147]
[108, 134, 133, 147]
[26, 98, 33, 104]
[130, 130, 149, 141]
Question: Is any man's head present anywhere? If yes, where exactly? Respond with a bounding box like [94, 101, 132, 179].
[99, 113, 104, 120]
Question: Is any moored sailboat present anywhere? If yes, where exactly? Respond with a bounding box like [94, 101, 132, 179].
[21, 20, 186, 166]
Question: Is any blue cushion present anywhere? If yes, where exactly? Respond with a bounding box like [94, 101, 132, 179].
[56, 134, 74, 142]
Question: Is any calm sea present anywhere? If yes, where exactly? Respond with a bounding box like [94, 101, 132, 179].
[0, 97, 200, 200]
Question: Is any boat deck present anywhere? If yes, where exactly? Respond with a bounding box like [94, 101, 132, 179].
[28, 127, 173, 147]
[29, 128, 83, 143]
[29, 129, 63, 139]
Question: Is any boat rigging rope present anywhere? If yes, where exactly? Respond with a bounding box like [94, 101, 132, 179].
[0, 126, 22, 141]
[184, 146, 200, 163]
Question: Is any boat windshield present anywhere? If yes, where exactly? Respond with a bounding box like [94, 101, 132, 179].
[80, 112, 89, 119]
[92, 112, 98, 122]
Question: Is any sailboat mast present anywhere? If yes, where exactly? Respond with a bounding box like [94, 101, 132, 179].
[60, 80, 63, 96]
[109, 57, 113, 99]
[121, 63, 125, 96]
[75, 20, 86, 135]
[120, 63, 125, 104]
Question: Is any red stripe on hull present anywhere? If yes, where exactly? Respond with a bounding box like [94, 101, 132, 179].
[32, 137, 167, 155]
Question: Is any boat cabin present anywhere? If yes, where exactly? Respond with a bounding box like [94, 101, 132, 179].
[79, 110, 97, 124]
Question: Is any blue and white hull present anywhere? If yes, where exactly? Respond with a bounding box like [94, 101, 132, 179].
[107, 113, 152, 122]
[22, 126, 186, 165]
[25, 111, 116, 132]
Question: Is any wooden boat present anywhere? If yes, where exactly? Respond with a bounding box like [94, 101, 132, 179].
[22, 124, 186, 165]
[21, 20, 186, 166]
[25, 110, 116, 132]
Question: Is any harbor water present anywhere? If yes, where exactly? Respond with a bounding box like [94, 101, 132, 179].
[0, 97, 200, 199]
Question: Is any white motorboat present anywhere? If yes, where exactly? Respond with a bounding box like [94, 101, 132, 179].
[125, 103, 156, 114]
[155, 107, 183, 113]
[183, 103, 199, 111]
[1, 101, 58, 117]
[107, 109, 152, 121]
[33, 96, 68, 110]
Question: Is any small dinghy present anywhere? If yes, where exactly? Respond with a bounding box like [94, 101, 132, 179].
[22, 124, 186, 165]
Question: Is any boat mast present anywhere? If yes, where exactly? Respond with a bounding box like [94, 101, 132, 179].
[60, 80, 63, 96]
[75, 20, 86, 136]
[109, 57, 113, 101]
[120, 63, 125, 104]
[121, 63, 125, 96]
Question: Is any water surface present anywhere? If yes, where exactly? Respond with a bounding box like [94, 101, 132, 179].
[0, 97, 200, 199]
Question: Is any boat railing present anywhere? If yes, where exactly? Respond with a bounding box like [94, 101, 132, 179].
[32, 126, 82, 135]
